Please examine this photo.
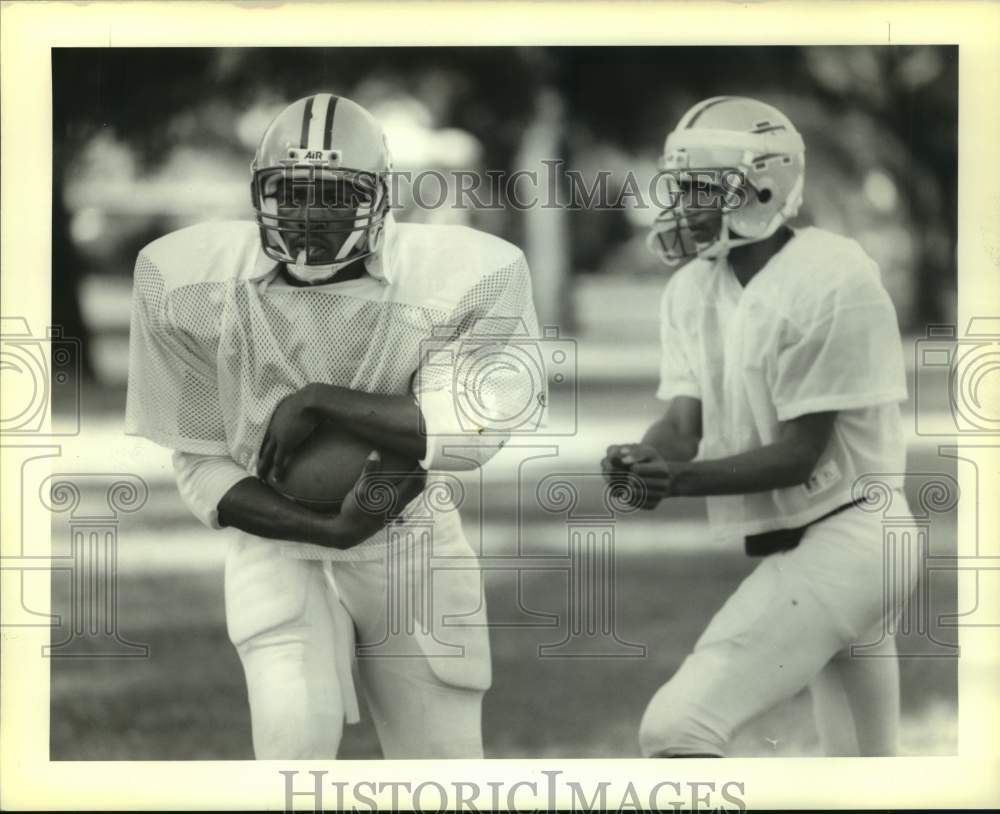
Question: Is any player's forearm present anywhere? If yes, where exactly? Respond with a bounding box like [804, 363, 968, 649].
[642, 416, 700, 462]
[217, 477, 354, 548]
[304, 384, 427, 460]
[668, 439, 816, 497]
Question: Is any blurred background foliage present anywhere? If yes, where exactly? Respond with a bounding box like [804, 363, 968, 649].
[53, 46, 956, 382]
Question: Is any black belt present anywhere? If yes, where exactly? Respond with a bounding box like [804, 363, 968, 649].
[744, 498, 867, 558]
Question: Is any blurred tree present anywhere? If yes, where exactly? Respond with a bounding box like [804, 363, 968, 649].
[553, 46, 957, 325]
[54, 44, 957, 384]
[52, 48, 542, 380]
[802, 46, 958, 324]
[53, 49, 223, 382]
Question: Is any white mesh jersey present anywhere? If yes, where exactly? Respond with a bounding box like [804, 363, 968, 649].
[125, 217, 542, 559]
[657, 226, 908, 539]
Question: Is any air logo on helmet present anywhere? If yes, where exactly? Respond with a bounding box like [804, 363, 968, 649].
[281, 148, 342, 167]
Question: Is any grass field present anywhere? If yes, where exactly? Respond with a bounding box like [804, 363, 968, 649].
[50, 539, 957, 760]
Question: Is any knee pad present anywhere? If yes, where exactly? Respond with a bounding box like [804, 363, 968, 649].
[225, 538, 312, 648]
[639, 677, 726, 758]
[242, 643, 346, 759]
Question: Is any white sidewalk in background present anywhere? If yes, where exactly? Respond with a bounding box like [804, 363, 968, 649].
[82, 272, 928, 386]
[52, 410, 958, 489]
[111, 516, 724, 576]
[87, 330, 926, 388]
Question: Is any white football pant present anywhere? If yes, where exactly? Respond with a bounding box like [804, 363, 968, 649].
[639, 501, 921, 757]
[224, 523, 491, 759]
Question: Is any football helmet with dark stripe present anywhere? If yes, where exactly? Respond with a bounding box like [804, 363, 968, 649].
[251, 94, 392, 283]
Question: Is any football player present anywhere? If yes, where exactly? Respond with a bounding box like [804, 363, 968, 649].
[603, 96, 918, 757]
[125, 93, 543, 759]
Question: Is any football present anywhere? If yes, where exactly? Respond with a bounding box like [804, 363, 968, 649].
[265, 422, 418, 512]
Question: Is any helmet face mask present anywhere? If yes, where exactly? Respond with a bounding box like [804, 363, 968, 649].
[648, 209, 708, 266]
[647, 97, 805, 267]
[252, 166, 386, 268]
[647, 174, 732, 266]
[250, 94, 392, 283]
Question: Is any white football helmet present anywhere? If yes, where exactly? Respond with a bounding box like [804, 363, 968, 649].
[251, 93, 392, 283]
[647, 96, 805, 266]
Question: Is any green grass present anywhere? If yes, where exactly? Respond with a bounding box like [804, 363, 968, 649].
[50, 548, 956, 760]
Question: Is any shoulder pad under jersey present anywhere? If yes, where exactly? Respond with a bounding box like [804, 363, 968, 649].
[138, 221, 276, 292]
[391, 222, 527, 295]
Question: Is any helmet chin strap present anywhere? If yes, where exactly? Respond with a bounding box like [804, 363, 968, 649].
[697, 214, 744, 262]
[700, 175, 804, 261]
[286, 250, 361, 284]
[697, 209, 784, 262]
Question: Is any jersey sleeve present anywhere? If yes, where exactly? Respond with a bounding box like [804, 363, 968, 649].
[413, 249, 545, 471]
[770, 266, 908, 421]
[655, 273, 702, 402]
[172, 451, 251, 530]
[124, 252, 231, 455]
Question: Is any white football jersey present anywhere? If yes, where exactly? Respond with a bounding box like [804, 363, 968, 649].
[125, 216, 542, 559]
[657, 226, 908, 539]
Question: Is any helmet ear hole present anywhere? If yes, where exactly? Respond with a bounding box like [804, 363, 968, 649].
[757, 187, 773, 204]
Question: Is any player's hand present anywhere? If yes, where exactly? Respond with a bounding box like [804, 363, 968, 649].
[629, 454, 675, 510]
[601, 443, 666, 509]
[601, 443, 660, 481]
[601, 444, 627, 480]
[619, 443, 662, 467]
[334, 451, 427, 548]
[258, 386, 324, 481]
